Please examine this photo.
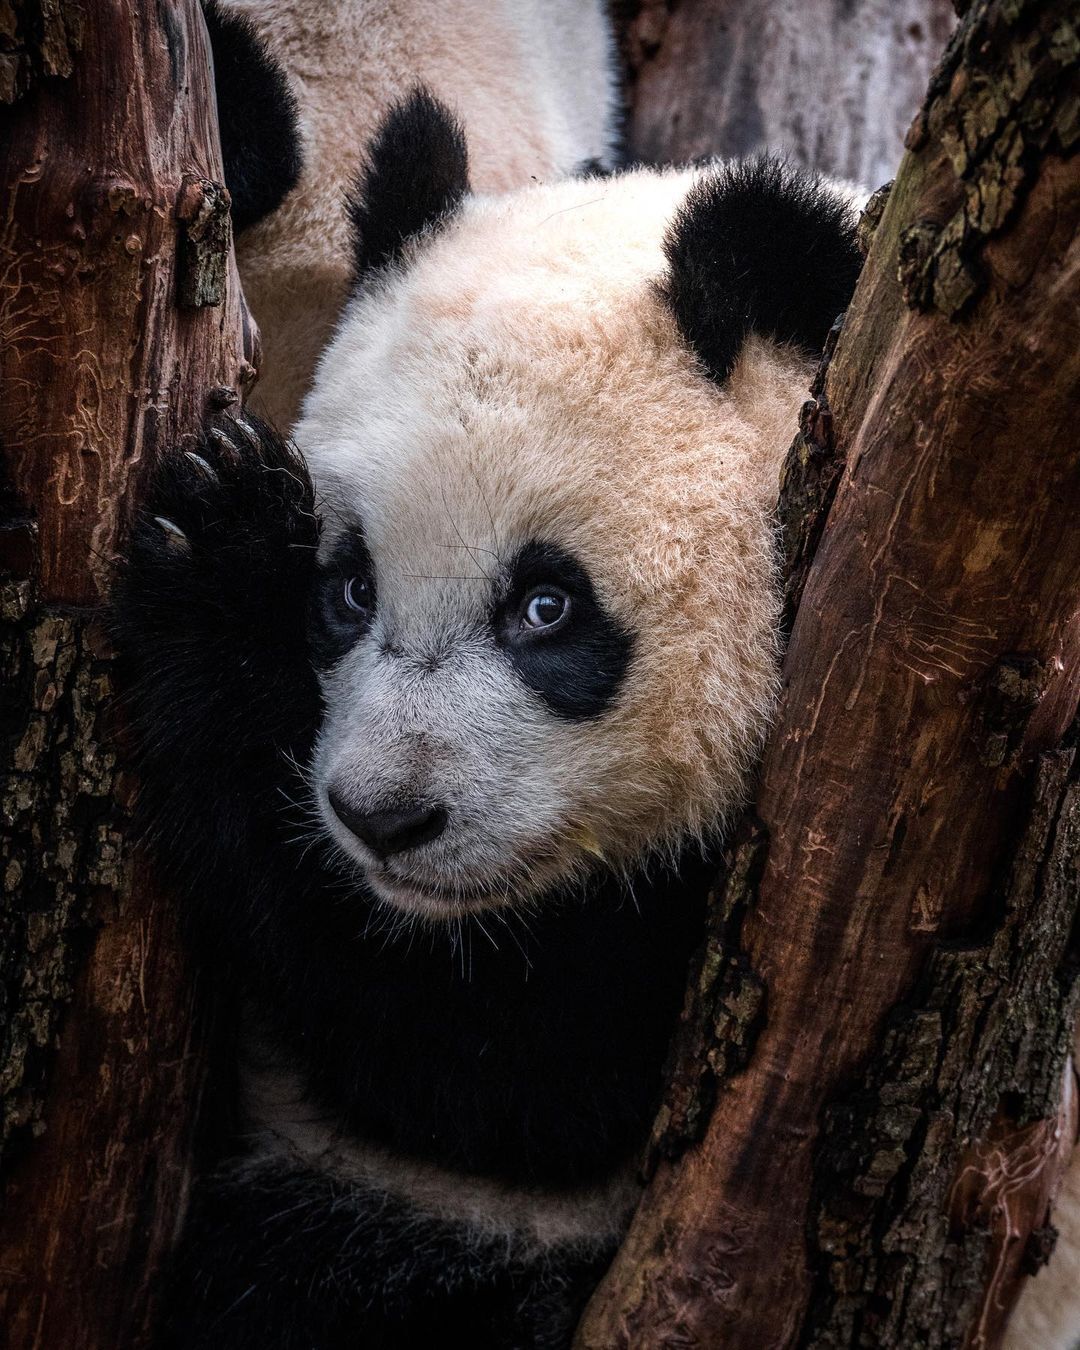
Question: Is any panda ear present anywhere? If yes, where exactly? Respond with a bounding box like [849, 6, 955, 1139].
[663, 155, 862, 384]
[346, 86, 471, 284]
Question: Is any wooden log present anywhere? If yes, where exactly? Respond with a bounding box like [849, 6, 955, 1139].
[0, 3, 255, 1345]
[579, 0, 1080, 1343]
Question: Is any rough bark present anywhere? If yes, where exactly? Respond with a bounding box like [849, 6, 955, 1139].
[580, 0, 1080, 1345]
[614, 0, 957, 187]
[0, 3, 255, 1346]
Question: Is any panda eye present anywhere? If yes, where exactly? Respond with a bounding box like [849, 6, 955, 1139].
[521, 588, 570, 632]
[342, 576, 373, 618]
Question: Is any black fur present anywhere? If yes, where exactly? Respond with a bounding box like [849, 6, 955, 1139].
[310, 532, 634, 721]
[347, 86, 470, 283]
[663, 154, 862, 384]
[162, 1162, 613, 1349]
[496, 542, 635, 722]
[202, 0, 302, 233]
[310, 525, 378, 668]
[112, 418, 708, 1344]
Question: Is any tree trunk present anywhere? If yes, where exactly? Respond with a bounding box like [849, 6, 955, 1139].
[581, 0, 1080, 1345]
[615, 0, 957, 186]
[0, 3, 254, 1346]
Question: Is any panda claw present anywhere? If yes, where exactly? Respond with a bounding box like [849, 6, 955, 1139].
[184, 451, 218, 480]
[153, 516, 191, 551]
[231, 416, 262, 448]
[209, 426, 237, 455]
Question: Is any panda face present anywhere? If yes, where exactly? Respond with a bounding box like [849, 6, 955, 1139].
[310, 521, 636, 917]
[294, 167, 824, 920]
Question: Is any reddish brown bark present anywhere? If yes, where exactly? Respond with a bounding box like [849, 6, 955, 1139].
[0, 2, 254, 1345]
[581, 0, 1080, 1345]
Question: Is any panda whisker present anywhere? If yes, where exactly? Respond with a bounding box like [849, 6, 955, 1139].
[311, 495, 350, 530]
[490, 907, 533, 970]
[218, 1283, 259, 1321]
[437, 484, 497, 582]
[471, 912, 499, 952]
[402, 912, 423, 959]
[259, 460, 310, 496]
[462, 456, 503, 560]
[434, 538, 501, 563]
[448, 915, 465, 980]
[279, 745, 316, 783]
[400, 573, 477, 582]
[535, 194, 606, 225]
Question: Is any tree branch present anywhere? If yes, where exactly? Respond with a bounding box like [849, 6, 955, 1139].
[0, 2, 254, 1344]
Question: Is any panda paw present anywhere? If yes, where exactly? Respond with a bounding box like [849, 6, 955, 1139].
[110, 413, 321, 869]
[116, 412, 319, 650]
[136, 412, 317, 563]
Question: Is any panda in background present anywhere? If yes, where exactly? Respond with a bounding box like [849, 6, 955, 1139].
[115, 74, 865, 1344]
[202, 0, 618, 431]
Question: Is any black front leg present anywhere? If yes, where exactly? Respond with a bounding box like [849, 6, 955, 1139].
[162, 1161, 613, 1350]
[110, 413, 322, 946]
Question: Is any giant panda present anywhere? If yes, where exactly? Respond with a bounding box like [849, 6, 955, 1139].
[114, 82, 865, 1346]
[202, 0, 618, 430]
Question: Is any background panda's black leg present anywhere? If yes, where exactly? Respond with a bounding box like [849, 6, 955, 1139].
[201, 1, 302, 233]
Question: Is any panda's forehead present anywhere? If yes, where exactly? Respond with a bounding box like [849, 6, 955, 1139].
[315, 399, 594, 617]
[299, 166, 803, 623]
[308, 318, 768, 618]
[309, 302, 636, 596]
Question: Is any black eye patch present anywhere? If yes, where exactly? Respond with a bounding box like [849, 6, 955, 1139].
[310, 526, 377, 668]
[494, 542, 634, 721]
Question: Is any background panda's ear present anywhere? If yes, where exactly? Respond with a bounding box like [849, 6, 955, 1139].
[663, 155, 863, 384]
[202, 0, 302, 233]
[347, 87, 471, 284]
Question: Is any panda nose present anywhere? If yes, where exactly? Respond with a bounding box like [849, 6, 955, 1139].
[328, 790, 448, 858]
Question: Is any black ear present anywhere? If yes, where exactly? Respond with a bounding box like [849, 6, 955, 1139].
[663, 155, 862, 384]
[346, 87, 470, 283]
[202, 1, 302, 233]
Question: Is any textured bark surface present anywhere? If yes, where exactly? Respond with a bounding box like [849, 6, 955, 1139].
[614, 0, 957, 187]
[579, 0, 1080, 1345]
[0, 2, 255, 1345]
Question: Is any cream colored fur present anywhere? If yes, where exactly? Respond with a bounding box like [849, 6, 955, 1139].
[297, 168, 809, 918]
[216, 0, 617, 429]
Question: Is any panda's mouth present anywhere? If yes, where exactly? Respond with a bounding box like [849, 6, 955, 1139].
[367, 864, 515, 917]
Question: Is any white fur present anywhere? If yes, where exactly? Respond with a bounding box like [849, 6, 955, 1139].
[296, 167, 811, 919]
[216, 0, 618, 429]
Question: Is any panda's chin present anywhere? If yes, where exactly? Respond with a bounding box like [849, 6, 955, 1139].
[362, 866, 519, 920]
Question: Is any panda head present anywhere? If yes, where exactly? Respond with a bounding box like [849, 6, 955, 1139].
[294, 89, 861, 920]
